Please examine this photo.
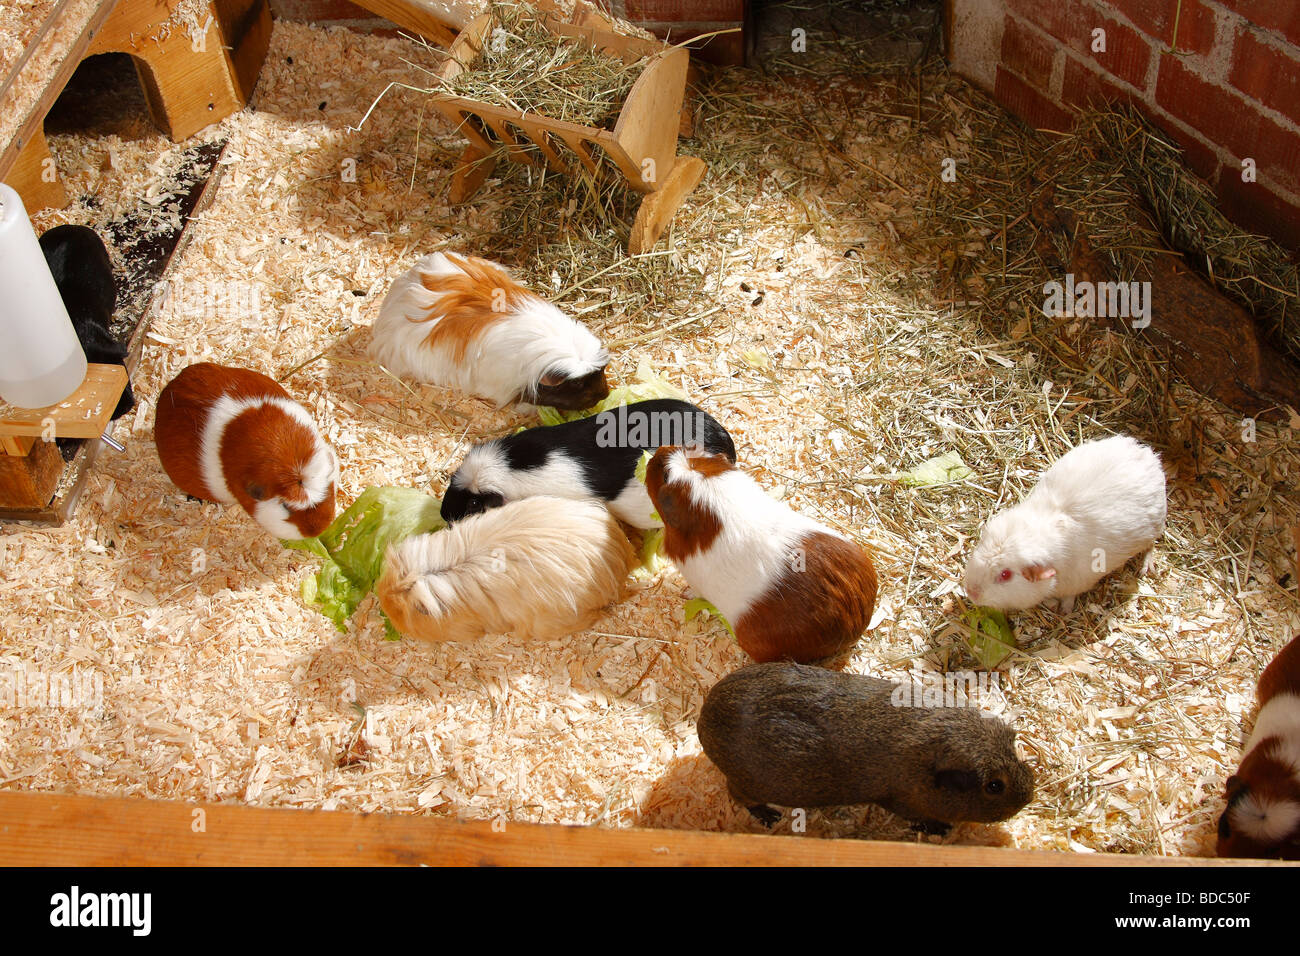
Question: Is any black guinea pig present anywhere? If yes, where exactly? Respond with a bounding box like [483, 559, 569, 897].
[441, 398, 737, 527]
[698, 663, 1035, 831]
[39, 224, 134, 420]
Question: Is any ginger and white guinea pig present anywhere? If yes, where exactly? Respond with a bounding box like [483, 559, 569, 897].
[699, 663, 1034, 829]
[963, 434, 1166, 612]
[1217, 633, 1300, 859]
[645, 446, 878, 664]
[376, 496, 634, 643]
[369, 251, 610, 410]
[441, 398, 737, 527]
[154, 362, 338, 539]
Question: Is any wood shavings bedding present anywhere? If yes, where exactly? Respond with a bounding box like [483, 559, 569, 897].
[2, 18, 1297, 858]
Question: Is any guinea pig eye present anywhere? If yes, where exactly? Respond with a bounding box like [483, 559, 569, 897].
[998, 569, 1013, 583]
[985, 778, 1006, 795]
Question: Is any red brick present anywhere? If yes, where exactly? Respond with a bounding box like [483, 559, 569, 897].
[1001, 15, 1059, 90]
[1215, 0, 1300, 47]
[1251, 110, 1300, 194]
[620, 0, 746, 20]
[1108, 0, 1217, 55]
[994, 66, 1074, 132]
[1006, 0, 1091, 47]
[1156, 52, 1262, 157]
[1217, 172, 1300, 250]
[1009, 0, 1152, 88]
[1062, 53, 1137, 105]
[1091, 13, 1154, 87]
[1229, 26, 1300, 125]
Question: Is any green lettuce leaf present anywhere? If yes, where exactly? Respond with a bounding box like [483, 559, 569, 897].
[899, 451, 973, 487]
[537, 361, 689, 425]
[284, 486, 446, 634]
[685, 597, 735, 637]
[962, 606, 1017, 669]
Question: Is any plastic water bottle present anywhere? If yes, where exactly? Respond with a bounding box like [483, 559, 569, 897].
[0, 183, 87, 409]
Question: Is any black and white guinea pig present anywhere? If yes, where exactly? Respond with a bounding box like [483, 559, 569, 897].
[369, 251, 610, 410]
[440, 398, 737, 527]
[38, 224, 134, 420]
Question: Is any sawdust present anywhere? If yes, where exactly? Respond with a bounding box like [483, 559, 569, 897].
[1, 16, 1296, 858]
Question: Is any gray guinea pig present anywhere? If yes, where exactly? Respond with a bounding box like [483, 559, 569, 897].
[698, 663, 1034, 830]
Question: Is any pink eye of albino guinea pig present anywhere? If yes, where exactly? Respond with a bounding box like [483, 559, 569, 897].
[998, 569, 1013, 582]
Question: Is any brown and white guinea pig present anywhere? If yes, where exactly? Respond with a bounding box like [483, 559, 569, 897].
[368, 251, 610, 410]
[1217, 576, 1300, 860]
[699, 663, 1035, 829]
[644, 445, 878, 664]
[154, 362, 338, 540]
[963, 435, 1166, 613]
[376, 496, 634, 643]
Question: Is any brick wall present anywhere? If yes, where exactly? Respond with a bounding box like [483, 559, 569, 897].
[950, 0, 1300, 250]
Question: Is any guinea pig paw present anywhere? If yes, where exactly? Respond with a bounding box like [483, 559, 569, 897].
[1056, 595, 1076, 614]
[909, 819, 952, 838]
[747, 804, 782, 828]
[1139, 550, 1157, 576]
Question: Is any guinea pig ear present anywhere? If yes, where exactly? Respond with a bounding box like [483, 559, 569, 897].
[245, 482, 270, 501]
[539, 369, 567, 388]
[1020, 564, 1056, 582]
[934, 768, 981, 792]
[652, 480, 693, 530]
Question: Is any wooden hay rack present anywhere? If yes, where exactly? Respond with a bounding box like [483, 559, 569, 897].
[430, 1, 706, 255]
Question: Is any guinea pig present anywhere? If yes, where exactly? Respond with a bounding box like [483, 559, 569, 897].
[699, 662, 1035, 829]
[1217, 632, 1300, 859]
[154, 362, 338, 539]
[963, 434, 1166, 612]
[376, 496, 635, 643]
[369, 251, 610, 410]
[645, 445, 878, 663]
[441, 398, 737, 527]
[38, 224, 135, 420]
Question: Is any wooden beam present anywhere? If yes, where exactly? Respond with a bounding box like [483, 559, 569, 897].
[0, 790, 1285, 866]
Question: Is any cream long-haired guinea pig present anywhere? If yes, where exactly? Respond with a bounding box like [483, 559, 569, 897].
[376, 496, 634, 643]
[645, 446, 878, 664]
[369, 251, 610, 410]
[154, 362, 338, 539]
[963, 435, 1166, 612]
[1217, 632, 1300, 859]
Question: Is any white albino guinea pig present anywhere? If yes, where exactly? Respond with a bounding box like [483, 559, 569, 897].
[375, 496, 634, 643]
[368, 251, 610, 410]
[963, 434, 1166, 612]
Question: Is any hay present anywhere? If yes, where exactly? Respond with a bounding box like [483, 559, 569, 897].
[435, 1, 649, 131]
[1, 11, 1297, 857]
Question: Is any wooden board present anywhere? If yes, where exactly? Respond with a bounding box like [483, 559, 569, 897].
[0, 436, 63, 508]
[0, 790, 1286, 866]
[0, 364, 127, 443]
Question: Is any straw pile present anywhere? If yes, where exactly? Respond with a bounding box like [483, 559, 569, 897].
[435, 1, 649, 131]
[1, 10, 1297, 858]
